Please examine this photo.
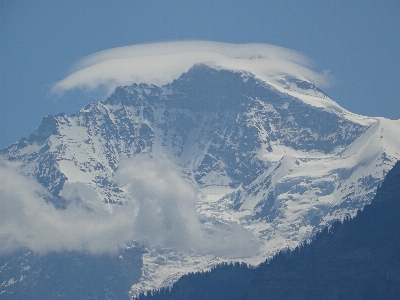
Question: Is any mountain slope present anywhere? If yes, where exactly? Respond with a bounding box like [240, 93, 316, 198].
[246, 160, 400, 300]
[0, 245, 144, 300]
[137, 160, 400, 300]
[1, 64, 399, 296]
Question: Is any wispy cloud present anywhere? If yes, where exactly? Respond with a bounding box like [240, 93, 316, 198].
[0, 161, 135, 255]
[115, 156, 259, 257]
[52, 41, 333, 96]
[0, 157, 259, 257]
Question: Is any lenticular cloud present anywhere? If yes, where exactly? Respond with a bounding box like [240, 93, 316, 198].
[52, 41, 333, 96]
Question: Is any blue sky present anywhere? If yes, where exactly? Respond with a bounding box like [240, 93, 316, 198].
[1, 1, 399, 149]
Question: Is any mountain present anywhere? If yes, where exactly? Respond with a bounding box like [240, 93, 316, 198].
[137, 161, 400, 300]
[0, 245, 144, 300]
[1, 64, 399, 297]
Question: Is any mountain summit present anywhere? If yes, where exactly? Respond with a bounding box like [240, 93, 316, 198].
[1, 64, 400, 296]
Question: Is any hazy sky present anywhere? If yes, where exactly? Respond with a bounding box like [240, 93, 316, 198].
[1, 1, 399, 149]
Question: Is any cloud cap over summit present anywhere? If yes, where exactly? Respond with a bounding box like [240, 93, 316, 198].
[52, 41, 334, 96]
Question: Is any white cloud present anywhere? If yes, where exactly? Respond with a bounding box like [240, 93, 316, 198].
[52, 41, 333, 96]
[114, 155, 260, 257]
[0, 157, 259, 258]
[0, 161, 136, 255]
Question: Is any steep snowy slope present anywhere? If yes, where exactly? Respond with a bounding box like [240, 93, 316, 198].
[1, 64, 399, 297]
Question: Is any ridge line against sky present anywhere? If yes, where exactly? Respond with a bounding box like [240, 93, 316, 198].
[1, 1, 399, 149]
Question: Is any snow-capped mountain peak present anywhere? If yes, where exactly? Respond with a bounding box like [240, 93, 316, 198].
[1, 64, 399, 297]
